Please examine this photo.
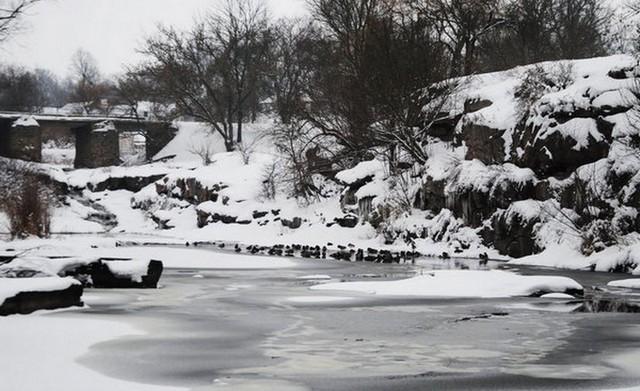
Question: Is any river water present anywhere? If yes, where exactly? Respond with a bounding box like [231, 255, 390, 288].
[58, 252, 640, 390]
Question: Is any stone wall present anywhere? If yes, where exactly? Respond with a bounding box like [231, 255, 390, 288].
[0, 118, 42, 162]
[74, 122, 120, 168]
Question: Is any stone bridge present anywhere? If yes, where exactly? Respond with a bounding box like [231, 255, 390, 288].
[0, 112, 176, 168]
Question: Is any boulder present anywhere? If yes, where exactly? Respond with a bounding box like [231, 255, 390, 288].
[483, 202, 542, 258]
[197, 209, 239, 227]
[91, 259, 163, 289]
[414, 177, 447, 213]
[514, 117, 611, 178]
[282, 217, 303, 229]
[335, 214, 359, 228]
[0, 279, 83, 316]
[90, 174, 167, 192]
[462, 123, 506, 164]
[157, 177, 227, 204]
[444, 161, 537, 227]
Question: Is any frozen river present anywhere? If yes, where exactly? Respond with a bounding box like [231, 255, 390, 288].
[3, 249, 640, 391]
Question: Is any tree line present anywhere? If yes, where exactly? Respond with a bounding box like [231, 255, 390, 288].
[120, 0, 613, 158]
[0, 0, 623, 158]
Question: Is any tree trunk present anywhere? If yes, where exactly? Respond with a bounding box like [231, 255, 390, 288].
[237, 113, 243, 144]
[225, 139, 235, 152]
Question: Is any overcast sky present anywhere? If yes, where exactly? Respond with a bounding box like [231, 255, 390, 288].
[2, 0, 309, 78]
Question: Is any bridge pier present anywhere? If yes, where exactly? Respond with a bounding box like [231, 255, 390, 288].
[74, 121, 120, 168]
[0, 117, 42, 162]
[145, 122, 178, 159]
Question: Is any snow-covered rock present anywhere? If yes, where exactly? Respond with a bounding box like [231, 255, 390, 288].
[0, 276, 83, 316]
[311, 270, 584, 298]
[608, 279, 640, 289]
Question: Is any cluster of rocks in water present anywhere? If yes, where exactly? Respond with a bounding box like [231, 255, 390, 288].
[175, 240, 423, 264]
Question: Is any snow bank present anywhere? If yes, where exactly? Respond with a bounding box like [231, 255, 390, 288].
[311, 270, 583, 298]
[335, 160, 386, 185]
[0, 277, 80, 306]
[510, 246, 591, 270]
[608, 279, 640, 289]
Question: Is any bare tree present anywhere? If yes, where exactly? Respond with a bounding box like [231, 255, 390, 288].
[69, 48, 108, 114]
[306, 0, 383, 152]
[0, 0, 39, 43]
[551, 0, 608, 60]
[270, 18, 318, 124]
[410, 0, 505, 77]
[139, 0, 273, 151]
[478, 0, 609, 71]
[307, 0, 450, 163]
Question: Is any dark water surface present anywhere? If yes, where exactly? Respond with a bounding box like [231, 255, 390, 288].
[66, 252, 640, 390]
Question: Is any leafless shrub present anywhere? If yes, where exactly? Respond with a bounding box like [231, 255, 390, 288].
[236, 130, 268, 165]
[0, 159, 53, 239]
[188, 140, 217, 166]
[260, 159, 280, 200]
[271, 119, 327, 201]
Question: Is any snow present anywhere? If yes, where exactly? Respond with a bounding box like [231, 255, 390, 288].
[511, 246, 591, 270]
[540, 293, 576, 299]
[154, 121, 223, 162]
[86, 190, 156, 232]
[0, 256, 95, 277]
[608, 279, 640, 289]
[446, 160, 536, 194]
[355, 178, 387, 199]
[161, 152, 275, 202]
[0, 276, 80, 306]
[0, 313, 186, 391]
[297, 275, 332, 280]
[63, 164, 170, 189]
[103, 260, 150, 283]
[12, 116, 39, 128]
[91, 120, 116, 133]
[335, 160, 386, 185]
[592, 88, 636, 109]
[311, 270, 583, 298]
[154, 121, 274, 162]
[536, 118, 604, 151]
[288, 296, 353, 304]
[504, 200, 543, 222]
[50, 199, 105, 233]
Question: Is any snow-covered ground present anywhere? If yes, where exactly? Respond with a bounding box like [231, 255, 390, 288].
[0, 312, 186, 391]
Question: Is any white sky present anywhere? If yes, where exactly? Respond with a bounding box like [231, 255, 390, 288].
[1, 0, 309, 78]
